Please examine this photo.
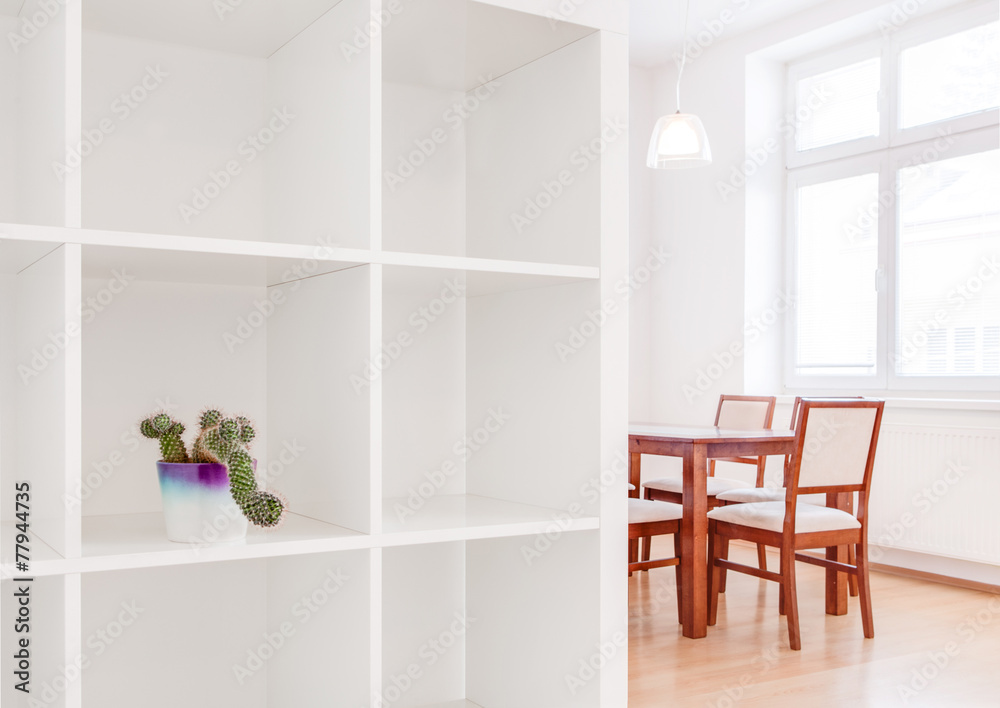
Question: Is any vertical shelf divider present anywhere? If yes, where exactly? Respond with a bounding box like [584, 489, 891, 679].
[597, 30, 630, 708]
[63, 0, 82, 229]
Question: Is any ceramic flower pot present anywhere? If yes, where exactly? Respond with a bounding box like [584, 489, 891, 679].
[156, 461, 249, 544]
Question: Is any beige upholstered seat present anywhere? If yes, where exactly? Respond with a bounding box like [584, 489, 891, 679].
[629, 498, 683, 524]
[645, 476, 749, 497]
[715, 486, 785, 503]
[708, 500, 860, 534]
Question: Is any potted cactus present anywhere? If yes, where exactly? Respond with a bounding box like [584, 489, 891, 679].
[140, 408, 286, 543]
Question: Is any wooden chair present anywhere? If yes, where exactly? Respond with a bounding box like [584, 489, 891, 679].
[706, 398, 885, 650]
[642, 394, 776, 573]
[628, 498, 684, 622]
[716, 396, 861, 597]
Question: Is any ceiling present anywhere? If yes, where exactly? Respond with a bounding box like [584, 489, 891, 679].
[629, 0, 832, 67]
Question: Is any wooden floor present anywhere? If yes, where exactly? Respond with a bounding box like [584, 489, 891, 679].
[629, 540, 1000, 707]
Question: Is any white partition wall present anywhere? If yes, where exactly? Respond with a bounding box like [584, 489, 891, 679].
[0, 1, 628, 706]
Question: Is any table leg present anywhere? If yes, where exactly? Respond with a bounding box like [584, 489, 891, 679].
[629, 451, 641, 498]
[825, 492, 849, 616]
[680, 444, 708, 638]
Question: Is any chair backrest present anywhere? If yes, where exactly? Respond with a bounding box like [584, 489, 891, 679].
[714, 395, 776, 430]
[787, 398, 884, 497]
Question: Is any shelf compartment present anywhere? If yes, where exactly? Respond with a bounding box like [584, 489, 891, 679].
[0, 1, 75, 229]
[81, 0, 372, 246]
[382, 0, 602, 267]
[382, 533, 601, 708]
[81, 550, 370, 708]
[0, 243, 81, 558]
[77, 249, 373, 545]
[382, 265, 603, 524]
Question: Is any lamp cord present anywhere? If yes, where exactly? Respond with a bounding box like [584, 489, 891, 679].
[675, 0, 691, 113]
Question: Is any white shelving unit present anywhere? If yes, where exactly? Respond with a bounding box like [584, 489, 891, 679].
[1, 1, 628, 706]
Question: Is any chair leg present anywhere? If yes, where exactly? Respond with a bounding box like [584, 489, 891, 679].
[641, 535, 652, 566]
[756, 543, 767, 573]
[780, 545, 801, 650]
[718, 535, 730, 593]
[707, 523, 720, 626]
[674, 532, 684, 626]
[779, 583, 785, 615]
[628, 539, 637, 577]
[856, 541, 875, 639]
[847, 544, 859, 597]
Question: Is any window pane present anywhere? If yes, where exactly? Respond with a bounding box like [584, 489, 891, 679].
[897, 149, 1000, 376]
[795, 173, 879, 376]
[900, 22, 1000, 129]
[795, 58, 880, 151]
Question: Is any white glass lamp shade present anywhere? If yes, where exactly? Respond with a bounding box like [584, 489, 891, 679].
[646, 112, 712, 169]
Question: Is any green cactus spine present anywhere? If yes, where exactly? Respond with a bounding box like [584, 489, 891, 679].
[139, 413, 189, 463]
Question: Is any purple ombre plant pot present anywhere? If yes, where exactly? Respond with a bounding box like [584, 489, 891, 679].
[156, 462, 249, 544]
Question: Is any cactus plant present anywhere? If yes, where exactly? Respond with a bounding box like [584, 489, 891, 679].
[139, 413, 190, 463]
[140, 407, 286, 528]
[194, 414, 286, 528]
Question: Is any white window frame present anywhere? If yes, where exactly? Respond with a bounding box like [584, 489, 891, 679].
[887, 126, 1000, 392]
[784, 1, 1000, 393]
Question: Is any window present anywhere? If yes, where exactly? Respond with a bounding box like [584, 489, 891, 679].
[786, 3, 1000, 391]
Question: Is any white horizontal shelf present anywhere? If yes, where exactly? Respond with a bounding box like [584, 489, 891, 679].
[12, 512, 366, 577]
[1, 497, 598, 577]
[420, 701, 486, 708]
[0, 223, 599, 290]
[381, 494, 599, 545]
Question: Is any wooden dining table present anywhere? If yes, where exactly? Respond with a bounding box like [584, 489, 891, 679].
[629, 423, 803, 639]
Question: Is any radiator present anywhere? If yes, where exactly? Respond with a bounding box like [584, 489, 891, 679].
[868, 424, 1000, 564]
